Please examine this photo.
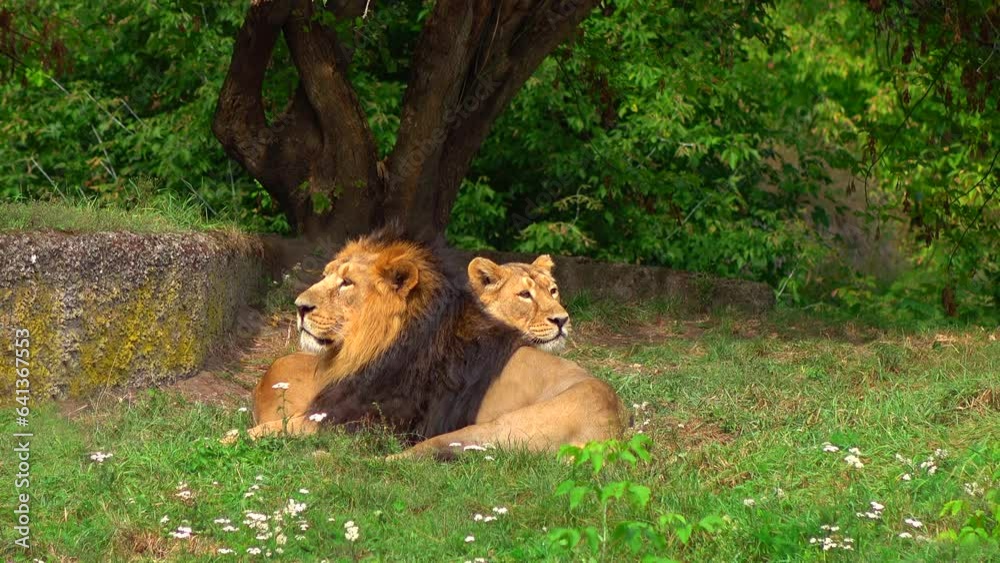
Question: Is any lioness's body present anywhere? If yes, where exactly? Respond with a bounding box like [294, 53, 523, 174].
[253, 348, 622, 456]
[249, 233, 625, 457]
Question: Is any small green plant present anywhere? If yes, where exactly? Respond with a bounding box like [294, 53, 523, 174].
[547, 435, 726, 561]
[937, 487, 999, 547]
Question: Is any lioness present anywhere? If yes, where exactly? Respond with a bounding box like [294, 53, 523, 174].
[252, 255, 571, 429]
[468, 255, 571, 353]
[250, 232, 625, 458]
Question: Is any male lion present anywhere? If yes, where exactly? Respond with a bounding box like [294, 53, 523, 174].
[252, 255, 571, 431]
[249, 231, 626, 458]
[468, 255, 571, 353]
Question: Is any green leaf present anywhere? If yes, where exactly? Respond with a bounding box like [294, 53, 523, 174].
[581, 526, 601, 554]
[627, 484, 652, 509]
[554, 479, 576, 497]
[599, 481, 627, 504]
[569, 485, 590, 509]
[675, 523, 694, 545]
[940, 499, 965, 517]
[697, 514, 727, 533]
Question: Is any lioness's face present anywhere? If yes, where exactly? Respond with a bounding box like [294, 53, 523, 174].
[469, 255, 571, 352]
[294, 243, 418, 354]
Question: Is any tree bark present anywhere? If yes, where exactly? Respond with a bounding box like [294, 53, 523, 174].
[215, 0, 598, 239]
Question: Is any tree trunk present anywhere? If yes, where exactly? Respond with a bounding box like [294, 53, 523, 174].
[214, 0, 597, 240]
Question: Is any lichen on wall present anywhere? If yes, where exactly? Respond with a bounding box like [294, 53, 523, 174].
[0, 231, 271, 400]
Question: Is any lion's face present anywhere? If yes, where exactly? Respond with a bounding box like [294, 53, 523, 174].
[468, 255, 570, 352]
[294, 239, 424, 356]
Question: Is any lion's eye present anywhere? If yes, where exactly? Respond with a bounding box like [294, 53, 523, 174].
[518, 290, 531, 299]
[550, 287, 558, 296]
[340, 278, 354, 288]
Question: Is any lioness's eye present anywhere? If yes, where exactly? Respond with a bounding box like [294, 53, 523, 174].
[518, 290, 531, 299]
[550, 287, 558, 296]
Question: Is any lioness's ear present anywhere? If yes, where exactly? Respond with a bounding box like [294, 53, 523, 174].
[379, 258, 420, 297]
[468, 257, 503, 294]
[531, 254, 555, 273]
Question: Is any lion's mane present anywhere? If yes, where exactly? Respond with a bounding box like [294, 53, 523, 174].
[306, 231, 526, 442]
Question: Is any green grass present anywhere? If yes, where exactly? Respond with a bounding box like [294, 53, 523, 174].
[0, 198, 238, 233]
[2, 307, 998, 561]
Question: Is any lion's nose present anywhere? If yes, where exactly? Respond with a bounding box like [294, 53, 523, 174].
[295, 295, 316, 320]
[549, 315, 569, 330]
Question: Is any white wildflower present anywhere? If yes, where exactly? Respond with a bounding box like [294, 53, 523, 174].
[238, 407, 249, 413]
[222, 525, 239, 532]
[308, 413, 327, 422]
[299, 488, 310, 494]
[160, 515, 170, 524]
[473, 514, 484, 522]
[484, 455, 495, 461]
[465, 535, 476, 543]
[904, 518, 923, 528]
[848, 447, 861, 455]
[247, 547, 262, 555]
[276, 534, 287, 545]
[822, 442, 840, 453]
[871, 501, 884, 511]
[463, 444, 487, 452]
[214, 518, 231, 525]
[743, 498, 756, 507]
[284, 499, 307, 516]
[844, 454, 864, 469]
[492, 506, 508, 515]
[344, 520, 360, 542]
[901, 473, 912, 481]
[89, 451, 114, 463]
[898, 532, 913, 539]
[170, 526, 193, 539]
[964, 482, 983, 496]
[218, 548, 234, 554]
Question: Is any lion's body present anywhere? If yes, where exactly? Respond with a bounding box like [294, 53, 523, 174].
[249, 232, 625, 456]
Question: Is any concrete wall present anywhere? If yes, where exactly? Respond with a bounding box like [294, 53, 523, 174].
[0, 231, 271, 398]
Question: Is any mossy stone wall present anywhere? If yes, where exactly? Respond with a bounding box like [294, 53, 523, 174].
[0, 231, 270, 398]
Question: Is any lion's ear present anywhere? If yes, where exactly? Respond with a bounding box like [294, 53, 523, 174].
[531, 254, 555, 273]
[468, 257, 503, 294]
[379, 258, 420, 297]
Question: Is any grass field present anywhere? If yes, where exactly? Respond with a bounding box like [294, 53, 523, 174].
[2, 301, 998, 562]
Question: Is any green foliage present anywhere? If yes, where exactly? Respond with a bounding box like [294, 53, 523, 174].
[547, 435, 726, 561]
[2, 0, 997, 322]
[450, 0, 999, 321]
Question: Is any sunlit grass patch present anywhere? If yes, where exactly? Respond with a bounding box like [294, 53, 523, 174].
[1, 310, 997, 561]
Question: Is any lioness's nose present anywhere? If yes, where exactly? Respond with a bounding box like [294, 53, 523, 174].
[549, 315, 569, 330]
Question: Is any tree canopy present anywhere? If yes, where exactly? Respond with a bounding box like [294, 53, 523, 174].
[1, 0, 997, 322]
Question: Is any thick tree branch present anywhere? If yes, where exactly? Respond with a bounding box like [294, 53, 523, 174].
[212, 0, 294, 177]
[387, 0, 600, 234]
[284, 0, 382, 230]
